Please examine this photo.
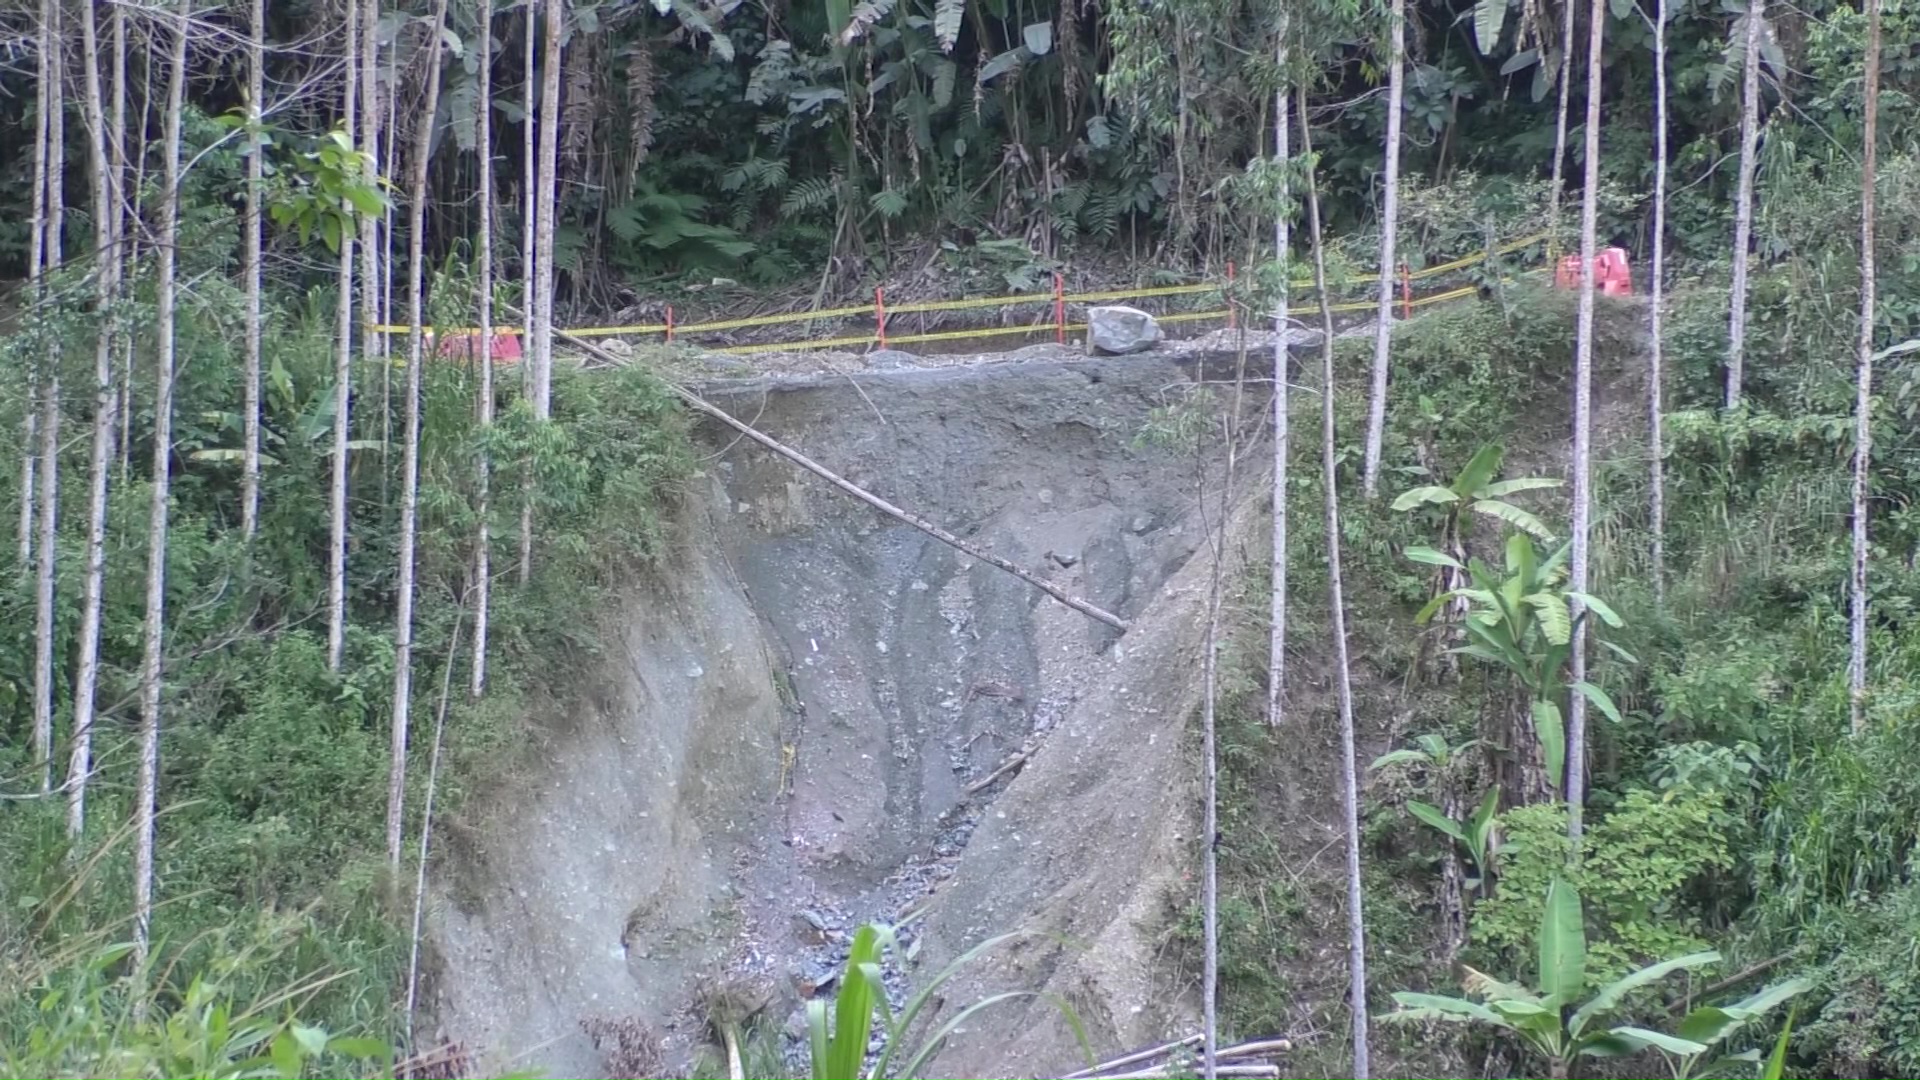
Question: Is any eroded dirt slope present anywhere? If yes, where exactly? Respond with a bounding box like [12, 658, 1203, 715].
[429, 350, 1274, 1077]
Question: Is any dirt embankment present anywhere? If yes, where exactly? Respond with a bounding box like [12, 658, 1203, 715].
[428, 347, 1281, 1078]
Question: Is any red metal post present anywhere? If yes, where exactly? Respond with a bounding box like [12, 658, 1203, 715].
[1054, 272, 1066, 345]
[875, 286, 887, 348]
[1227, 261, 1237, 331]
[665, 304, 674, 344]
[1400, 263, 1412, 320]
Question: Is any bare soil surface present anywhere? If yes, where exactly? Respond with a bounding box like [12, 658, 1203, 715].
[428, 340, 1286, 1078]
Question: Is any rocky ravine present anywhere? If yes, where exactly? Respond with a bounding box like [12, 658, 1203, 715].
[427, 348, 1278, 1078]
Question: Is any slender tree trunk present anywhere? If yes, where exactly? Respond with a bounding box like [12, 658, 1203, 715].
[66, 0, 123, 843]
[518, 2, 538, 586]
[360, 0, 383, 377]
[1564, 0, 1606, 842]
[327, 14, 360, 672]
[1300, 87, 1371, 1080]
[1268, 31, 1291, 728]
[388, 0, 451, 872]
[241, 0, 264, 540]
[406, 605, 466, 1044]
[521, 0, 563, 584]
[472, 0, 495, 698]
[20, 3, 48, 572]
[111, 7, 129, 485]
[1647, 0, 1669, 607]
[1360, 0, 1406, 499]
[1726, 0, 1764, 409]
[1546, 0, 1576, 256]
[133, 0, 189, 966]
[1850, 0, 1881, 736]
[30, 0, 64, 794]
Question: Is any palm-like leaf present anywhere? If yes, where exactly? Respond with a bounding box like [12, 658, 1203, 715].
[1472, 498, 1556, 540]
[1478, 477, 1562, 498]
[1569, 951, 1720, 1036]
[1538, 878, 1587, 1005]
[1526, 593, 1572, 645]
[1393, 484, 1464, 511]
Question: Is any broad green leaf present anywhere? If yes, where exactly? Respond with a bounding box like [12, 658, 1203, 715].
[1415, 591, 1459, 624]
[1479, 477, 1561, 498]
[1762, 1008, 1795, 1080]
[1407, 801, 1468, 844]
[1675, 1004, 1756, 1046]
[1533, 699, 1565, 792]
[1473, 0, 1508, 54]
[1608, 0, 1636, 18]
[1600, 640, 1641, 665]
[1731, 977, 1814, 1019]
[1383, 992, 1504, 1025]
[1570, 951, 1720, 1035]
[932, 0, 964, 49]
[1022, 20, 1053, 54]
[1567, 591, 1623, 627]
[1369, 748, 1434, 770]
[1598, 1026, 1710, 1056]
[978, 46, 1023, 82]
[1461, 965, 1540, 1004]
[1525, 593, 1572, 646]
[1466, 786, 1501, 867]
[1500, 47, 1540, 74]
[1406, 545, 1464, 568]
[269, 1032, 302, 1079]
[1571, 681, 1623, 725]
[1472, 499, 1556, 540]
[1538, 878, 1587, 1005]
[1392, 484, 1461, 511]
[1540, 539, 1573, 579]
[1454, 443, 1505, 499]
[1505, 533, 1537, 581]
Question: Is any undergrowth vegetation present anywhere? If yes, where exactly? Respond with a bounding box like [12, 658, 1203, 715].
[1187, 257, 1920, 1075]
[0, 275, 695, 1070]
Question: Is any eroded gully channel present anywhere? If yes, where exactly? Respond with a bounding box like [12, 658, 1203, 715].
[426, 348, 1278, 1079]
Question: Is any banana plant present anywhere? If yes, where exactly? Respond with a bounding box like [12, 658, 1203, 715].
[1397, 443, 1559, 667]
[1411, 533, 1629, 792]
[1656, 980, 1811, 1079]
[1394, 442, 1562, 543]
[805, 922, 1092, 1080]
[1382, 879, 1720, 1080]
[1371, 734, 1499, 958]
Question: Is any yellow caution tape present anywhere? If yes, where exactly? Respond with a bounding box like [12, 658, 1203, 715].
[374, 229, 1555, 343]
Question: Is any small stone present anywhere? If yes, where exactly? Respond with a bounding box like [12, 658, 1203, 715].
[1130, 514, 1153, 533]
[1048, 549, 1080, 568]
[1085, 305, 1164, 355]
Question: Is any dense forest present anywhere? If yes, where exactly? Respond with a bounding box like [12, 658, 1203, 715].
[0, 0, 1916, 1076]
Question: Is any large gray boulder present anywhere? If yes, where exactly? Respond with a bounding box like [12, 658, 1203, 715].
[1085, 305, 1163, 355]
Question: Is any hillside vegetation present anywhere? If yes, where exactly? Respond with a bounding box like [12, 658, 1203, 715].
[0, 0, 1916, 1077]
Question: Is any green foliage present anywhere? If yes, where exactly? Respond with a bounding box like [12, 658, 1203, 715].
[1384, 879, 1721, 1077]
[264, 126, 388, 253]
[1471, 793, 1732, 982]
[802, 923, 1090, 1080]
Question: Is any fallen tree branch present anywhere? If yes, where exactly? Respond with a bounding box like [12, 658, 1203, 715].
[1066, 1036, 1294, 1079]
[965, 745, 1035, 794]
[533, 312, 1132, 632]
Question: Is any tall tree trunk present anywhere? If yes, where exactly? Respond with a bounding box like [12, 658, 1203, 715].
[1360, 0, 1406, 499]
[111, 6, 129, 485]
[1647, 0, 1669, 607]
[30, 0, 64, 794]
[1565, 0, 1606, 842]
[1546, 0, 1577, 255]
[518, 2, 538, 586]
[241, 0, 264, 540]
[1268, 30, 1291, 728]
[327, 14, 360, 672]
[521, 0, 563, 584]
[133, 0, 189, 966]
[66, 0, 123, 843]
[388, 0, 451, 872]
[360, 0, 383, 381]
[1725, 0, 1764, 410]
[472, 0, 496, 699]
[1300, 87, 1371, 1080]
[20, 1, 48, 571]
[1850, 0, 1880, 736]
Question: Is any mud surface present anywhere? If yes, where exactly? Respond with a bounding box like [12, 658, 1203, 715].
[430, 346, 1282, 1078]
